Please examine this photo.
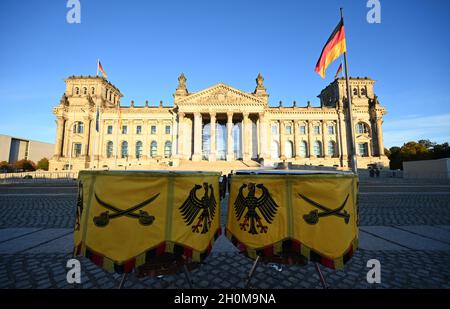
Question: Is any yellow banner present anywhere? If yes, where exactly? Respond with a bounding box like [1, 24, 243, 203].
[74, 171, 221, 272]
[226, 173, 358, 269]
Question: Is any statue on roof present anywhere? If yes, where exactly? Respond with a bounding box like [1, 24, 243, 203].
[256, 73, 265, 88]
[175, 73, 188, 96]
[253, 73, 268, 97]
[178, 73, 187, 89]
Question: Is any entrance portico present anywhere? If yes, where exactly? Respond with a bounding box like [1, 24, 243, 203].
[174, 76, 269, 163]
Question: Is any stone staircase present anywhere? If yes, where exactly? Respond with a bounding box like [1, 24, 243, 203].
[175, 160, 261, 175]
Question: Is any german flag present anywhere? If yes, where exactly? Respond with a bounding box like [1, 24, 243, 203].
[98, 61, 108, 79]
[334, 62, 343, 79]
[315, 19, 347, 79]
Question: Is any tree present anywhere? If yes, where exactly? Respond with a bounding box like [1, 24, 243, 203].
[388, 146, 402, 170]
[387, 140, 450, 170]
[14, 159, 36, 172]
[400, 141, 429, 162]
[36, 158, 49, 171]
[430, 142, 450, 159]
[418, 139, 436, 149]
[0, 161, 11, 172]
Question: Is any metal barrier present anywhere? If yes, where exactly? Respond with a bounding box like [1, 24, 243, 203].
[0, 171, 78, 184]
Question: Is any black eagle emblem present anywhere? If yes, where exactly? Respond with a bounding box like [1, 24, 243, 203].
[234, 183, 278, 235]
[179, 183, 217, 234]
[75, 181, 83, 231]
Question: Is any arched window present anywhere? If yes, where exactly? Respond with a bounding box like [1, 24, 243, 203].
[109, 91, 112, 101]
[73, 122, 84, 134]
[361, 87, 367, 96]
[314, 141, 322, 157]
[285, 141, 293, 159]
[75, 87, 80, 95]
[299, 141, 307, 158]
[135, 141, 143, 159]
[150, 141, 158, 158]
[356, 122, 369, 134]
[91, 87, 95, 95]
[106, 141, 113, 158]
[164, 141, 172, 158]
[271, 140, 280, 159]
[353, 88, 358, 96]
[328, 141, 336, 157]
[121, 141, 128, 158]
[83, 87, 87, 95]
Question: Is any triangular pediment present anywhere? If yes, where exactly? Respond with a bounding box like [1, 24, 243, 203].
[175, 83, 266, 106]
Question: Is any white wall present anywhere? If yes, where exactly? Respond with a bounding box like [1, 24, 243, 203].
[403, 158, 450, 180]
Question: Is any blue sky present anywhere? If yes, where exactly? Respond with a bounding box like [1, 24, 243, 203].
[0, 0, 449, 148]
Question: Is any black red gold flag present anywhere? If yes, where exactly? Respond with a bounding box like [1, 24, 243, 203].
[315, 19, 347, 79]
[334, 62, 343, 79]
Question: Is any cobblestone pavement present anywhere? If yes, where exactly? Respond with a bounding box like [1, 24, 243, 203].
[1, 180, 449, 289]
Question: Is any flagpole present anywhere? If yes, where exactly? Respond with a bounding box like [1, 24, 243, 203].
[68, 110, 75, 172]
[96, 59, 99, 76]
[340, 8, 358, 174]
[115, 107, 119, 168]
[91, 106, 95, 170]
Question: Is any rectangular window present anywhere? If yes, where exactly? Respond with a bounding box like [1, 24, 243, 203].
[285, 125, 292, 135]
[136, 125, 142, 134]
[314, 125, 321, 135]
[151, 125, 157, 135]
[165, 125, 171, 135]
[107, 125, 113, 134]
[73, 143, 82, 157]
[122, 125, 127, 134]
[271, 124, 278, 135]
[359, 143, 369, 157]
[300, 125, 306, 135]
[328, 125, 335, 135]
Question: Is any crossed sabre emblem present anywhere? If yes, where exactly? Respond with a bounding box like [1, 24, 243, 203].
[298, 193, 350, 225]
[93, 192, 160, 227]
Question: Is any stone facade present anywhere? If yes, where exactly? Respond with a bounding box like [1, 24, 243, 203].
[49, 74, 388, 172]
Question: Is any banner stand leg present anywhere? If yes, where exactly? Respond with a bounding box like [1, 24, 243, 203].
[118, 273, 128, 289]
[245, 255, 261, 289]
[314, 263, 329, 289]
[183, 265, 194, 288]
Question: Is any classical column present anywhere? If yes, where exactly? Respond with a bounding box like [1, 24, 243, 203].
[294, 120, 301, 160]
[338, 111, 348, 166]
[322, 121, 328, 158]
[54, 117, 65, 158]
[335, 121, 341, 158]
[242, 113, 251, 161]
[258, 113, 268, 160]
[177, 112, 185, 159]
[308, 121, 314, 158]
[63, 119, 72, 158]
[192, 112, 203, 161]
[209, 112, 217, 161]
[226, 112, 234, 161]
[376, 117, 385, 156]
[279, 121, 285, 159]
[82, 116, 91, 157]
[142, 119, 149, 160]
